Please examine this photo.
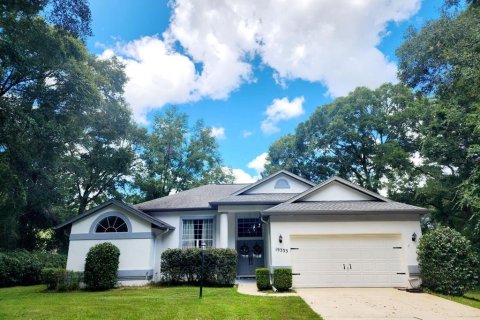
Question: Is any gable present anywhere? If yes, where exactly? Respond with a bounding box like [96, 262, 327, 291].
[70, 205, 152, 234]
[299, 181, 376, 201]
[245, 173, 313, 194]
[55, 199, 175, 231]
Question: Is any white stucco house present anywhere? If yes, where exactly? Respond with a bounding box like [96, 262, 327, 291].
[57, 170, 427, 288]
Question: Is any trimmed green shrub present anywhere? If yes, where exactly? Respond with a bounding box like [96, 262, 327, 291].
[84, 243, 120, 291]
[160, 248, 237, 286]
[417, 226, 479, 296]
[161, 248, 201, 283]
[273, 268, 292, 292]
[202, 248, 237, 286]
[0, 250, 66, 287]
[41, 268, 82, 291]
[256, 268, 271, 290]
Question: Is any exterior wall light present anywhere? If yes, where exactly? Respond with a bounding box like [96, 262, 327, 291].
[412, 232, 417, 242]
[279, 235, 283, 243]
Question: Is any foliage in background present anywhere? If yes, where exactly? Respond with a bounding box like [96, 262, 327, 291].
[41, 268, 82, 291]
[417, 227, 479, 295]
[160, 248, 237, 286]
[84, 243, 120, 291]
[264, 83, 426, 193]
[0, 0, 134, 250]
[0, 250, 66, 287]
[0, 1, 229, 251]
[396, 3, 480, 246]
[134, 107, 234, 201]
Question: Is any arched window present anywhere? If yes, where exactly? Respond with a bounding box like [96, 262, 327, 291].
[274, 178, 290, 189]
[95, 216, 129, 233]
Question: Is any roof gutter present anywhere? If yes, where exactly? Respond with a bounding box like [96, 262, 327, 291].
[261, 209, 428, 216]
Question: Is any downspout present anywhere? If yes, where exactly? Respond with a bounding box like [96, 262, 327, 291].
[153, 228, 171, 281]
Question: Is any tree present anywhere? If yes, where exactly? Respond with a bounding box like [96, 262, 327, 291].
[1, 0, 92, 39]
[264, 83, 425, 193]
[263, 134, 333, 182]
[396, 3, 480, 247]
[61, 58, 145, 215]
[0, 0, 140, 249]
[134, 107, 233, 201]
[0, 5, 98, 249]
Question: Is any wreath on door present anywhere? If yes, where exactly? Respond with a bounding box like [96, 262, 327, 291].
[253, 243, 262, 258]
[240, 243, 249, 257]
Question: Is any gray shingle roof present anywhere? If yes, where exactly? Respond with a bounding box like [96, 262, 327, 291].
[211, 193, 297, 205]
[263, 200, 428, 215]
[134, 184, 248, 211]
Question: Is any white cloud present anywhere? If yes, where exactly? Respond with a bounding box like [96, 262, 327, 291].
[230, 152, 270, 183]
[261, 97, 304, 134]
[210, 126, 226, 139]
[167, 0, 420, 98]
[242, 130, 253, 138]
[102, 0, 420, 123]
[231, 168, 258, 183]
[108, 36, 198, 124]
[248, 152, 269, 175]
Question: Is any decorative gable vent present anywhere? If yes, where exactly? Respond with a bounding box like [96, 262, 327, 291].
[274, 178, 290, 189]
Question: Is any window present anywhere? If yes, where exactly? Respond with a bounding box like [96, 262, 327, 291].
[95, 216, 128, 233]
[274, 178, 290, 189]
[182, 219, 214, 249]
[238, 218, 262, 238]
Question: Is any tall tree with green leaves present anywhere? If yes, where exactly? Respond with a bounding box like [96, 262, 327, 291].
[61, 58, 145, 216]
[396, 1, 480, 245]
[134, 107, 233, 201]
[264, 83, 426, 193]
[0, 0, 97, 249]
[0, 0, 142, 249]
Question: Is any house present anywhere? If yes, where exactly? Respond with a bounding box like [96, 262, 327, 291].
[57, 170, 427, 288]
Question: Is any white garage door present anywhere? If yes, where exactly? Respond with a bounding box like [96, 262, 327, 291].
[290, 234, 407, 288]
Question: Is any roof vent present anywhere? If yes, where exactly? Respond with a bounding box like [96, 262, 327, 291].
[274, 178, 290, 189]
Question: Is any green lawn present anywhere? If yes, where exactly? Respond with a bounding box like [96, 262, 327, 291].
[0, 285, 321, 320]
[433, 290, 480, 309]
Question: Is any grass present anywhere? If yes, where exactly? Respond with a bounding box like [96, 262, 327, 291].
[432, 289, 480, 309]
[0, 285, 321, 320]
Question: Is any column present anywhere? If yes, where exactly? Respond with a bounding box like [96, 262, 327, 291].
[219, 212, 229, 248]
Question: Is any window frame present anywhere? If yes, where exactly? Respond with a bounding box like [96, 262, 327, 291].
[236, 217, 263, 239]
[179, 215, 216, 249]
[89, 211, 132, 234]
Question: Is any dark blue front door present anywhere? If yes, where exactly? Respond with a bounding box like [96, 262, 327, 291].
[237, 239, 265, 277]
[236, 216, 265, 277]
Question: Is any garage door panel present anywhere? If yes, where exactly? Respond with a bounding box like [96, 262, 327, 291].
[290, 234, 408, 288]
[293, 261, 347, 272]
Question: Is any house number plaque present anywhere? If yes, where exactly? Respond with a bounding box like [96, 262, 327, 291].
[275, 248, 288, 253]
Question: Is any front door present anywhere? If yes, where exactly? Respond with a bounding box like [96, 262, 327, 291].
[236, 217, 264, 277]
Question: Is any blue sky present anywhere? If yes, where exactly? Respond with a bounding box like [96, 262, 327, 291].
[86, 0, 443, 182]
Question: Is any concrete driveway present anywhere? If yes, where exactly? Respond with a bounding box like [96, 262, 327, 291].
[296, 288, 480, 320]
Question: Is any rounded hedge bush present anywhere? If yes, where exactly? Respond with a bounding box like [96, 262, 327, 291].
[273, 268, 292, 292]
[84, 242, 120, 291]
[256, 268, 271, 291]
[417, 226, 479, 296]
